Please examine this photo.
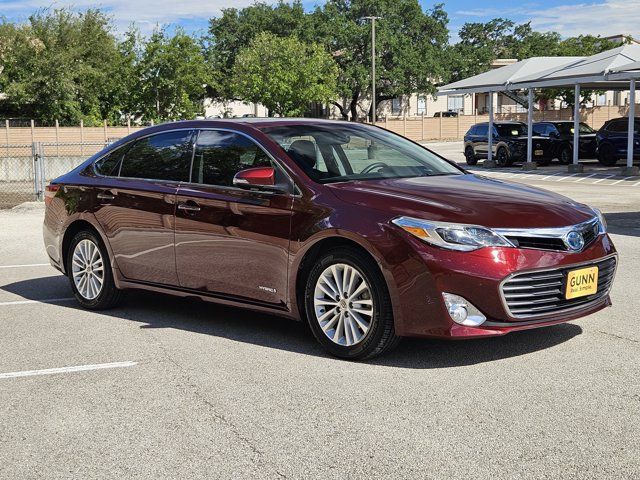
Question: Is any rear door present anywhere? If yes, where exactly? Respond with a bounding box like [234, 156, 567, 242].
[475, 124, 489, 157]
[174, 129, 294, 306]
[93, 129, 194, 286]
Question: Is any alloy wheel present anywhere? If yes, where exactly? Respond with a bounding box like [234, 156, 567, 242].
[313, 263, 374, 347]
[72, 239, 104, 300]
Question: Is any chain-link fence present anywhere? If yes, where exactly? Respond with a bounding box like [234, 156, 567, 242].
[0, 141, 112, 209]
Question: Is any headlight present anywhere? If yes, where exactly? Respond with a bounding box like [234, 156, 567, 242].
[592, 208, 607, 234]
[392, 216, 514, 252]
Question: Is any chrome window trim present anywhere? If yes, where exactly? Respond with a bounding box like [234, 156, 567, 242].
[498, 253, 618, 320]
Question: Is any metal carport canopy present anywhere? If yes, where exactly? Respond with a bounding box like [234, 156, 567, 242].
[437, 57, 583, 165]
[510, 44, 640, 172]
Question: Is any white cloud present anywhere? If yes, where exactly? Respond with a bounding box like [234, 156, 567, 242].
[0, 0, 277, 33]
[527, 0, 640, 38]
[455, 0, 640, 39]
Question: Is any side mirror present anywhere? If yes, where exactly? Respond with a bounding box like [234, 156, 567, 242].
[233, 167, 285, 193]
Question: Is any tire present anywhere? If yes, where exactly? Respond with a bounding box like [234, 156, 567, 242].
[496, 147, 510, 167]
[464, 146, 478, 165]
[558, 145, 572, 165]
[67, 230, 123, 310]
[304, 247, 400, 360]
[598, 144, 618, 166]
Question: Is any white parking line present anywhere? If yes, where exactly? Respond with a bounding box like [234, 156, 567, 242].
[0, 361, 137, 379]
[574, 173, 597, 182]
[593, 175, 616, 184]
[0, 297, 75, 306]
[556, 174, 578, 181]
[0, 263, 51, 269]
[609, 179, 627, 186]
[541, 173, 561, 180]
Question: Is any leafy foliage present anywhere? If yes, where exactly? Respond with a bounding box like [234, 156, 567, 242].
[0, 4, 632, 124]
[232, 32, 338, 116]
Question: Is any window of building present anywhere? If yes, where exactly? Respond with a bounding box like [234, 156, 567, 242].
[447, 95, 464, 113]
[391, 97, 402, 116]
[417, 96, 426, 115]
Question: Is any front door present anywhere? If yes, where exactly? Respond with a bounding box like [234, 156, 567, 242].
[174, 129, 294, 306]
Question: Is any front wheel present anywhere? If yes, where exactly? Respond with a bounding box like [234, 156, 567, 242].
[464, 146, 478, 165]
[67, 230, 123, 310]
[304, 247, 400, 360]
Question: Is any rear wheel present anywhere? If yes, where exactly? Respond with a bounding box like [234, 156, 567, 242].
[304, 247, 400, 360]
[464, 146, 478, 165]
[558, 145, 572, 165]
[598, 144, 618, 166]
[67, 230, 122, 310]
[496, 147, 510, 167]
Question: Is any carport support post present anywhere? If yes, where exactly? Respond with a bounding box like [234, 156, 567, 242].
[485, 91, 497, 168]
[569, 84, 584, 173]
[622, 79, 639, 176]
[523, 89, 537, 170]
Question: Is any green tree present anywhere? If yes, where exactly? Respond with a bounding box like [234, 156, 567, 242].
[205, 1, 311, 101]
[311, 0, 449, 120]
[232, 32, 338, 116]
[0, 9, 123, 125]
[136, 27, 212, 122]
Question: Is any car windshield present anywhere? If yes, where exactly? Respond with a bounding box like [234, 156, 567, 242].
[495, 124, 526, 137]
[260, 123, 462, 183]
[556, 123, 595, 134]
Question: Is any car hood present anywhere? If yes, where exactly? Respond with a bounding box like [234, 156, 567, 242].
[327, 174, 595, 229]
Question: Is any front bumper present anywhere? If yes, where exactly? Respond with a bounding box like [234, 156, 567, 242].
[392, 233, 617, 338]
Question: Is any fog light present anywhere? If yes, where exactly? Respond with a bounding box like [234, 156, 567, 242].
[442, 293, 486, 327]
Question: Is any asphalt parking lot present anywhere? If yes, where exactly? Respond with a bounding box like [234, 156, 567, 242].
[1, 173, 639, 478]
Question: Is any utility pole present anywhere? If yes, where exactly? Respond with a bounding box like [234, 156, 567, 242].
[361, 16, 381, 123]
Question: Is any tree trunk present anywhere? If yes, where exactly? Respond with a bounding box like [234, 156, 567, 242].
[349, 90, 360, 121]
[331, 102, 349, 120]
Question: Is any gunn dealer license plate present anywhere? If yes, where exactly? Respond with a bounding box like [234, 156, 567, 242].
[566, 266, 599, 299]
[534, 149, 544, 156]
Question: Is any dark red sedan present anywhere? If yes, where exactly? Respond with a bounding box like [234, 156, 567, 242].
[43, 119, 617, 359]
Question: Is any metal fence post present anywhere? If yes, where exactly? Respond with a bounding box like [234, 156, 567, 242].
[32, 142, 41, 201]
[39, 143, 46, 196]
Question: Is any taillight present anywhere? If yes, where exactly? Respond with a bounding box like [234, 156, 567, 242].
[44, 184, 60, 206]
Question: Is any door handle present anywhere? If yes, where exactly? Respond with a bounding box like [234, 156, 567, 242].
[97, 192, 115, 201]
[177, 202, 201, 213]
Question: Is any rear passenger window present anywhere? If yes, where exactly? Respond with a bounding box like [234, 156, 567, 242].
[191, 130, 272, 187]
[120, 130, 193, 182]
[94, 147, 126, 176]
[476, 125, 488, 136]
[467, 126, 477, 135]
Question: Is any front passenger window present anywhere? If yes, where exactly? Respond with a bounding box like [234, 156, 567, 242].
[191, 130, 272, 187]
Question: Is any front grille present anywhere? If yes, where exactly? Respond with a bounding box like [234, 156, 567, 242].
[501, 218, 601, 252]
[501, 256, 617, 318]
[506, 236, 566, 250]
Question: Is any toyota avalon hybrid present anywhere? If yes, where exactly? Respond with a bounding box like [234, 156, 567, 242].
[43, 119, 617, 360]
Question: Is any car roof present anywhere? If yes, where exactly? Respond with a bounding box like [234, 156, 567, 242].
[473, 121, 525, 126]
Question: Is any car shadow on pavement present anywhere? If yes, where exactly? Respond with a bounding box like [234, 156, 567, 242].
[2, 275, 582, 369]
[603, 212, 640, 238]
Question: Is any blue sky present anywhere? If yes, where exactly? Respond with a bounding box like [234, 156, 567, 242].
[0, 0, 637, 40]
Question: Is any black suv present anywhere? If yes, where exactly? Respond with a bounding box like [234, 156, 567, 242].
[533, 121, 597, 165]
[463, 121, 551, 167]
[596, 117, 640, 166]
